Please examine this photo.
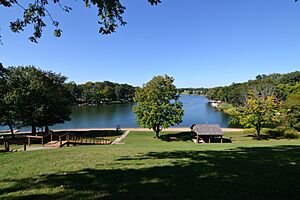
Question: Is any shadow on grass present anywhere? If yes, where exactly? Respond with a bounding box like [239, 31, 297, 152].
[1, 146, 299, 199]
[160, 132, 232, 143]
[160, 132, 194, 142]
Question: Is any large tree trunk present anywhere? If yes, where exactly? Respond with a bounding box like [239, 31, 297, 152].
[32, 125, 36, 135]
[9, 124, 14, 138]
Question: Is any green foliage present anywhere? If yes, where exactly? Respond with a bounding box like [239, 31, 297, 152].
[133, 75, 184, 137]
[232, 92, 280, 137]
[0, 0, 161, 43]
[0, 66, 72, 133]
[205, 71, 300, 106]
[266, 128, 285, 138]
[243, 128, 257, 136]
[71, 81, 136, 104]
[217, 102, 234, 111]
[283, 92, 300, 130]
[284, 129, 299, 139]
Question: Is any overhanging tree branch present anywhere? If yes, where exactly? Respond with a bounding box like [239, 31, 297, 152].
[0, 0, 162, 43]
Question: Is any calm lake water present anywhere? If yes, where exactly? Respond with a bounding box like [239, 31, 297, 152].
[51, 95, 230, 129]
[1, 95, 231, 131]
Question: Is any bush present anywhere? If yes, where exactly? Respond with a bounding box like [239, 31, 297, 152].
[218, 103, 234, 111]
[266, 128, 285, 138]
[244, 128, 256, 136]
[284, 129, 299, 139]
[293, 122, 300, 131]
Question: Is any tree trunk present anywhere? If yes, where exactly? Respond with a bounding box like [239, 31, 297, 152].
[256, 124, 261, 138]
[153, 124, 161, 138]
[9, 124, 14, 138]
[155, 130, 160, 138]
[45, 126, 49, 134]
[32, 125, 36, 135]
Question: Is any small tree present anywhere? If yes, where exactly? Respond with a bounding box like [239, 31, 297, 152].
[232, 91, 280, 138]
[133, 75, 184, 138]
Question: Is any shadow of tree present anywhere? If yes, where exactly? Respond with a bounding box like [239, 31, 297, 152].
[160, 132, 194, 142]
[56, 130, 124, 138]
[160, 132, 232, 143]
[1, 146, 299, 199]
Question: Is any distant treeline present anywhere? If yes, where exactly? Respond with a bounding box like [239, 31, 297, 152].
[179, 71, 300, 107]
[205, 71, 300, 106]
[179, 71, 300, 132]
[65, 81, 136, 105]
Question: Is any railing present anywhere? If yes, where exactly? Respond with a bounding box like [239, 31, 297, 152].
[58, 133, 112, 147]
[59, 133, 70, 147]
[27, 131, 112, 147]
[27, 131, 59, 146]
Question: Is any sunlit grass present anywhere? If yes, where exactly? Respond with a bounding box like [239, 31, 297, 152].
[0, 131, 299, 199]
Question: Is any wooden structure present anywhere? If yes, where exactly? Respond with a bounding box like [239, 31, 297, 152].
[0, 139, 27, 152]
[191, 124, 224, 143]
[27, 132, 112, 148]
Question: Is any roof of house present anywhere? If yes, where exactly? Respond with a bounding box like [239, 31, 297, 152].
[191, 124, 224, 136]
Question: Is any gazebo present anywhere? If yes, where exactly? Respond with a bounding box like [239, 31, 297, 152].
[191, 124, 224, 143]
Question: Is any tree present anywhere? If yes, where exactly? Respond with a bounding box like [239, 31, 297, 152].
[103, 85, 116, 100]
[283, 92, 300, 131]
[0, 0, 161, 43]
[133, 75, 184, 138]
[232, 91, 280, 137]
[3, 66, 72, 134]
[0, 63, 19, 136]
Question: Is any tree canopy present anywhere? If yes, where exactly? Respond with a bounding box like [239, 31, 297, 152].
[283, 92, 300, 131]
[0, 0, 161, 43]
[133, 75, 184, 138]
[0, 65, 72, 134]
[231, 91, 280, 137]
[65, 81, 136, 105]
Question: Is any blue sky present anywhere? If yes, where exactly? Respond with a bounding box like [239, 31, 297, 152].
[0, 0, 300, 88]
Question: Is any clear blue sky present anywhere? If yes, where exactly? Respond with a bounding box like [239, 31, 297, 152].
[0, 0, 300, 88]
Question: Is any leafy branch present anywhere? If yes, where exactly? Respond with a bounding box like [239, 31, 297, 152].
[0, 0, 162, 43]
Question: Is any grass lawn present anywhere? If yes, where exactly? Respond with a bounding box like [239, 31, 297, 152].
[0, 131, 299, 199]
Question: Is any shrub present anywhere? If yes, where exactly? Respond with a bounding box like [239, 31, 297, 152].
[293, 122, 300, 131]
[218, 103, 234, 111]
[266, 128, 285, 138]
[284, 129, 299, 139]
[244, 128, 256, 136]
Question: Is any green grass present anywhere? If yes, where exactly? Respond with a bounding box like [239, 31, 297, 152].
[0, 131, 299, 199]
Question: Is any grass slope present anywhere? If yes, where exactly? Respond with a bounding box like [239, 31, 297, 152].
[0, 131, 299, 199]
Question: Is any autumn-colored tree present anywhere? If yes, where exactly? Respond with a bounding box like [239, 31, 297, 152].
[232, 91, 281, 137]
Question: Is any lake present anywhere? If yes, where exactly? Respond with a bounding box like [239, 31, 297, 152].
[51, 95, 230, 129]
[0, 95, 231, 131]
